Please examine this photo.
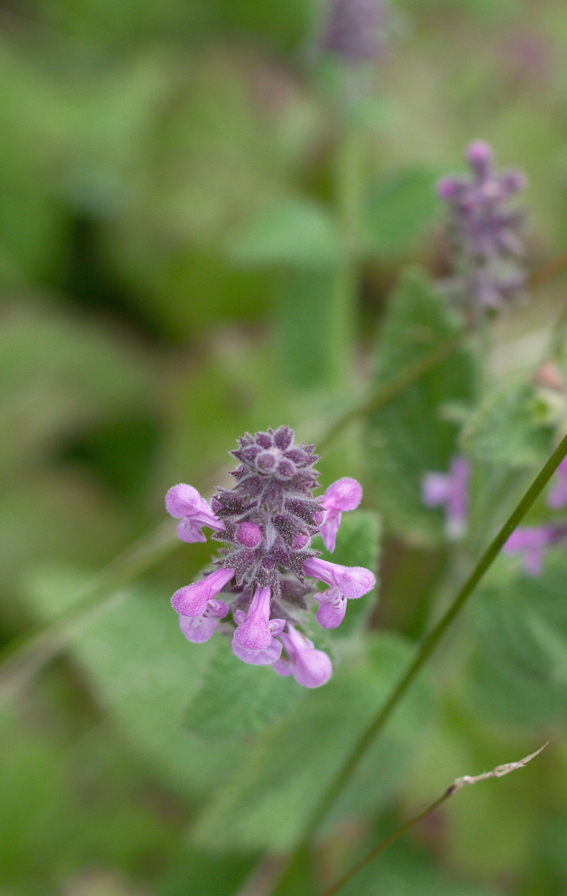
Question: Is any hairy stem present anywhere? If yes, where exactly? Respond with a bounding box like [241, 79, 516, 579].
[319, 744, 547, 896]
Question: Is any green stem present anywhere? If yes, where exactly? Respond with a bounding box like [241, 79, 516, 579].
[319, 792, 449, 896]
[271, 432, 567, 895]
[0, 522, 179, 701]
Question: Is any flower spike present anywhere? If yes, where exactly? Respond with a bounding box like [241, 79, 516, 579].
[166, 427, 376, 686]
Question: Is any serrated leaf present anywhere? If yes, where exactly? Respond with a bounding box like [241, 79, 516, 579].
[193, 633, 431, 853]
[312, 509, 381, 637]
[466, 552, 567, 724]
[230, 198, 341, 266]
[460, 381, 554, 467]
[184, 638, 302, 740]
[364, 168, 440, 258]
[364, 269, 475, 541]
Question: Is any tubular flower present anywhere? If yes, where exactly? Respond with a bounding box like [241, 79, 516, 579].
[166, 483, 224, 543]
[320, 477, 362, 552]
[503, 524, 567, 576]
[304, 556, 376, 629]
[422, 455, 470, 540]
[166, 426, 375, 686]
[273, 624, 332, 688]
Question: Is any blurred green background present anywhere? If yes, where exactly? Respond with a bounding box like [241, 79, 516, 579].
[3, 0, 567, 894]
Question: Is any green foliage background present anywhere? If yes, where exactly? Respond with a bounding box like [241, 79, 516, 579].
[2, 1, 567, 894]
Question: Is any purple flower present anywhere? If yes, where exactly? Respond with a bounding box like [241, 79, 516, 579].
[438, 141, 526, 314]
[232, 588, 285, 665]
[320, 477, 362, 552]
[304, 556, 376, 629]
[319, 0, 389, 65]
[502, 525, 560, 576]
[166, 426, 375, 686]
[547, 458, 567, 510]
[179, 599, 229, 644]
[273, 624, 332, 688]
[171, 567, 236, 617]
[166, 483, 223, 543]
[422, 456, 469, 540]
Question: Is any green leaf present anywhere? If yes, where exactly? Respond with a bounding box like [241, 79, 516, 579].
[230, 198, 342, 267]
[312, 509, 381, 638]
[184, 637, 302, 740]
[466, 552, 567, 724]
[22, 570, 246, 796]
[460, 381, 554, 467]
[364, 269, 475, 541]
[364, 168, 440, 258]
[193, 632, 431, 853]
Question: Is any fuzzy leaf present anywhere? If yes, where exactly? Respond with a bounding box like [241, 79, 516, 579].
[22, 569, 245, 796]
[184, 638, 302, 740]
[193, 632, 431, 853]
[466, 553, 567, 724]
[364, 269, 475, 541]
[461, 381, 554, 467]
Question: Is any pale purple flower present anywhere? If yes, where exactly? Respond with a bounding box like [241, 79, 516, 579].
[438, 141, 526, 314]
[166, 483, 223, 543]
[502, 525, 558, 576]
[422, 456, 469, 540]
[234, 587, 284, 650]
[166, 426, 375, 686]
[232, 588, 285, 665]
[547, 457, 567, 510]
[273, 624, 332, 688]
[171, 567, 235, 617]
[304, 556, 376, 629]
[320, 477, 362, 552]
[179, 599, 229, 644]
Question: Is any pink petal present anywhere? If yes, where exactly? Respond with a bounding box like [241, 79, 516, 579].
[323, 478, 362, 513]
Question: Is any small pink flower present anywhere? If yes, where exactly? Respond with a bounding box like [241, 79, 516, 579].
[171, 567, 235, 617]
[273, 624, 332, 688]
[503, 526, 557, 576]
[547, 457, 567, 510]
[422, 456, 469, 539]
[303, 556, 375, 629]
[232, 587, 285, 665]
[179, 599, 229, 643]
[166, 483, 224, 543]
[320, 477, 362, 552]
